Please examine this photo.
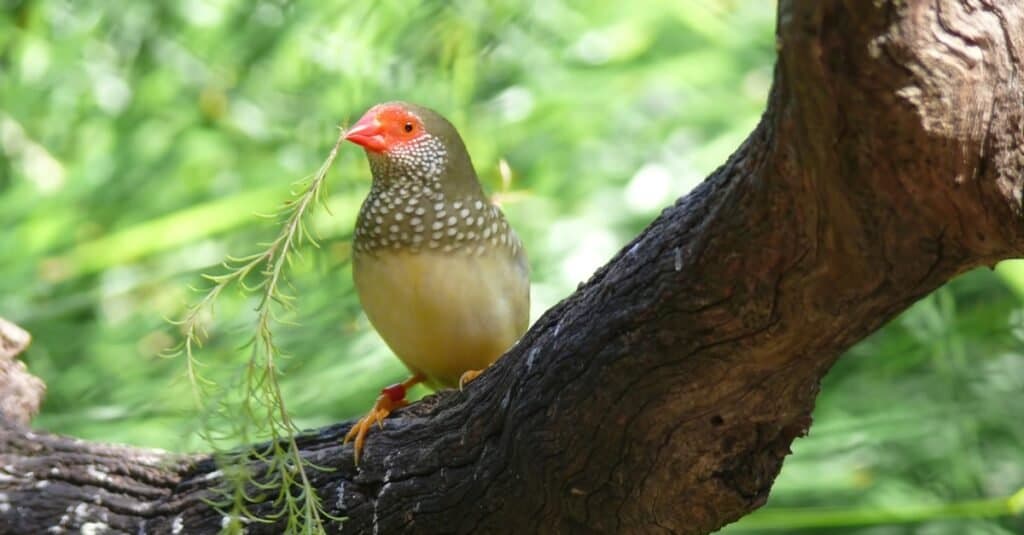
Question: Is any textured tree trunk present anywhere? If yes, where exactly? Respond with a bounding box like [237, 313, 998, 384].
[3, 1, 1024, 533]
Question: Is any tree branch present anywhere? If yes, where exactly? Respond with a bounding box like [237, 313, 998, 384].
[3, 1, 1024, 533]
[0, 318, 43, 427]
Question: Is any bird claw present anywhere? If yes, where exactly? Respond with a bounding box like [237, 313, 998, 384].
[344, 375, 423, 465]
[459, 369, 483, 390]
[343, 393, 407, 464]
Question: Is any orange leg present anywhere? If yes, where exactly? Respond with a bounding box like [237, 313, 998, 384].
[344, 373, 424, 464]
[458, 368, 485, 390]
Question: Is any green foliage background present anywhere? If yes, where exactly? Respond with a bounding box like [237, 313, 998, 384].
[1, 1, 1021, 532]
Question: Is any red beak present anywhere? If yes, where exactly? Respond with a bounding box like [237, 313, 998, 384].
[345, 112, 387, 152]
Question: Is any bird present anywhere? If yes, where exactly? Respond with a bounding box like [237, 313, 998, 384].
[342, 102, 530, 463]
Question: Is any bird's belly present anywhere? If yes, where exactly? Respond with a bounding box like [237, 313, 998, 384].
[353, 250, 530, 387]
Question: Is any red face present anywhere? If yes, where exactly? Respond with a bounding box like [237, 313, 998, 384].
[344, 104, 426, 153]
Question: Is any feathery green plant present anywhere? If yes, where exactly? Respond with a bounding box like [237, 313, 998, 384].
[170, 128, 348, 534]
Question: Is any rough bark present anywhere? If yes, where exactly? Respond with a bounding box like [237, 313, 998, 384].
[0, 318, 44, 426]
[3, 1, 1024, 533]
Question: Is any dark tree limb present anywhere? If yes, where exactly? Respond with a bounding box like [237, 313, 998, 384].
[3, 1, 1024, 533]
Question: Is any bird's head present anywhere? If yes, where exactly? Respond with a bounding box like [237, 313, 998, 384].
[345, 102, 476, 190]
[344, 102, 428, 153]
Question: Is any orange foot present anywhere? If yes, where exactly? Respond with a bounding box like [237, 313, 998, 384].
[344, 374, 424, 464]
[458, 369, 484, 390]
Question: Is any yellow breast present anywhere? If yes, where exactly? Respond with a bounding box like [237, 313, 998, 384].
[353, 249, 530, 387]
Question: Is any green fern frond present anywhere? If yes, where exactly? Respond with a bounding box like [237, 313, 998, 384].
[171, 127, 350, 534]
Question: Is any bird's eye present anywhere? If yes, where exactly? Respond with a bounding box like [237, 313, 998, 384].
[403, 122, 413, 133]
